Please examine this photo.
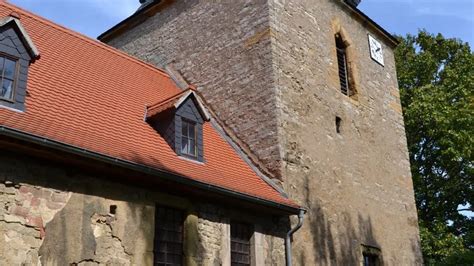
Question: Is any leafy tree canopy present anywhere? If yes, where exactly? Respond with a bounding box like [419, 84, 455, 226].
[395, 31, 473, 264]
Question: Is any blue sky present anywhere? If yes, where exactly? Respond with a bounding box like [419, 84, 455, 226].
[8, 0, 474, 47]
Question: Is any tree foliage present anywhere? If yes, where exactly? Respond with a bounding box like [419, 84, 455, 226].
[395, 31, 473, 264]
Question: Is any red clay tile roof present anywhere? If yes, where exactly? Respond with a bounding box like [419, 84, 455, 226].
[0, 2, 297, 209]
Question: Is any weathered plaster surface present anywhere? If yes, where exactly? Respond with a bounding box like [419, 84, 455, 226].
[107, 0, 423, 264]
[0, 153, 286, 265]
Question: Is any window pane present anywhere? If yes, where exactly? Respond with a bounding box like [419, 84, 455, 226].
[188, 123, 195, 140]
[189, 139, 196, 156]
[4, 58, 16, 80]
[1, 79, 13, 99]
[181, 121, 188, 137]
[181, 137, 188, 154]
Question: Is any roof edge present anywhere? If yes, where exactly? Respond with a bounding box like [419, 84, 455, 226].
[209, 118, 289, 198]
[174, 90, 211, 121]
[98, 0, 398, 48]
[0, 125, 300, 214]
[146, 88, 211, 121]
[98, 0, 165, 42]
[0, 1, 170, 78]
[341, 0, 399, 47]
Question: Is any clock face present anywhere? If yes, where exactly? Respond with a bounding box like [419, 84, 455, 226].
[368, 35, 384, 66]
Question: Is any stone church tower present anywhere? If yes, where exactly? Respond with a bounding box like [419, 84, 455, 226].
[101, 0, 423, 264]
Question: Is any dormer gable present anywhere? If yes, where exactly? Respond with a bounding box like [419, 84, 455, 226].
[147, 88, 210, 162]
[0, 15, 39, 111]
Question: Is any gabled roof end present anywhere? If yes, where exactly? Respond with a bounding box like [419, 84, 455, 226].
[0, 16, 40, 59]
[174, 90, 211, 121]
[146, 88, 211, 121]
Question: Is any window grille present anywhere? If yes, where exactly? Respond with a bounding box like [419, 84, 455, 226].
[231, 222, 253, 266]
[335, 34, 351, 96]
[154, 206, 184, 266]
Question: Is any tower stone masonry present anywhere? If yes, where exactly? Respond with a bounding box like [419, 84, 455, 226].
[104, 0, 423, 264]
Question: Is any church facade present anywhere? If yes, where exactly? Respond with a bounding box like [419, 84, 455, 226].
[101, 0, 423, 265]
[0, 0, 423, 265]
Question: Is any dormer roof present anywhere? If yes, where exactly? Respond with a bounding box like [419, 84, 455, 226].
[0, 16, 39, 60]
[146, 87, 211, 121]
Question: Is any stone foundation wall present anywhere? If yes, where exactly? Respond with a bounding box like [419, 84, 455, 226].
[0, 153, 286, 265]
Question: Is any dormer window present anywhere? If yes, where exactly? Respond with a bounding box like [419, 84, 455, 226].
[146, 88, 211, 162]
[181, 119, 197, 157]
[0, 55, 18, 101]
[0, 16, 40, 111]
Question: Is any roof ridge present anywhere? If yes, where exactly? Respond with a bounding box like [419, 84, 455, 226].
[0, 1, 171, 78]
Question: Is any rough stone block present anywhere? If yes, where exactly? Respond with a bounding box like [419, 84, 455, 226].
[11, 205, 29, 218]
[25, 215, 43, 228]
[4, 214, 25, 224]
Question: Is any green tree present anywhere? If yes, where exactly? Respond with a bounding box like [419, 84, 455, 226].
[395, 31, 474, 264]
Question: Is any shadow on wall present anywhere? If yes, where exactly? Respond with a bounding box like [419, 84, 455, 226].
[294, 175, 381, 265]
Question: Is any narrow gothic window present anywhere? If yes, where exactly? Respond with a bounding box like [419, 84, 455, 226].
[231, 221, 253, 266]
[154, 206, 184, 266]
[0, 55, 18, 101]
[335, 34, 352, 96]
[180, 119, 197, 157]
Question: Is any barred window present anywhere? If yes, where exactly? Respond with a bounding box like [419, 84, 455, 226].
[154, 206, 184, 266]
[335, 34, 352, 96]
[230, 221, 253, 266]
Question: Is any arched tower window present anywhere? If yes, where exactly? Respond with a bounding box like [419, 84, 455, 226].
[335, 33, 353, 96]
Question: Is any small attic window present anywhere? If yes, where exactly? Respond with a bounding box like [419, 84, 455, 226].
[0, 55, 18, 101]
[0, 16, 40, 111]
[146, 89, 210, 163]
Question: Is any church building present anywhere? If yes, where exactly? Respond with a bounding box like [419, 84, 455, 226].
[0, 0, 422, 265]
